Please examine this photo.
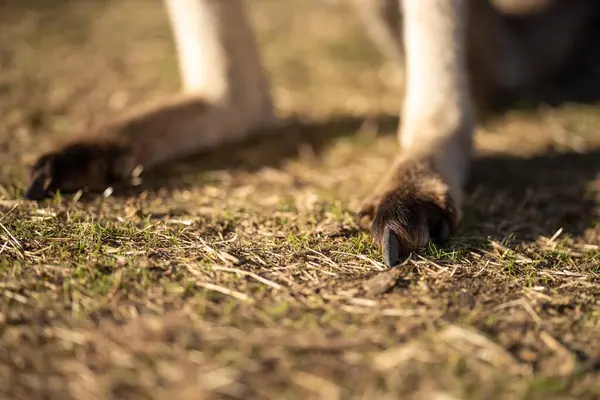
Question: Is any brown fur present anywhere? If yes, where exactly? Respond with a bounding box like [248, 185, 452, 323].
[358, 155, 459, 254]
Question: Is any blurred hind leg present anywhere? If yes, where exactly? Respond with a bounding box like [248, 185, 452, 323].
[25, 0, 276, 199]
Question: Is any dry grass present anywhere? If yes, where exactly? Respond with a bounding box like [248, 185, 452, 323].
[0, 0, 599, 399]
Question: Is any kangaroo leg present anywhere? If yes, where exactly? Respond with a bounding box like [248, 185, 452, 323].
[358, 0, 475, 266]
[24, 0, 275, 200]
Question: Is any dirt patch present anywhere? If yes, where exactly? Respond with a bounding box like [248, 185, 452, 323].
[0, 1, 599, 399]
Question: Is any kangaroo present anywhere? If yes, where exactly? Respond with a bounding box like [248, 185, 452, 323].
[23, 0, 599, 266]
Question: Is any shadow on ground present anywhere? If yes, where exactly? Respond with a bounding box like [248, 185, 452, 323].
[108, 108, 600, 248]
[464, 149, 600, 244]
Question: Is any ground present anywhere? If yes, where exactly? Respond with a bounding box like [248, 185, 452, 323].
[0, 1, 599, 399]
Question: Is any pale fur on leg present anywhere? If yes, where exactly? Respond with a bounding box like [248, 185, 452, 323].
[399, 0, 474, 217]
[358, 0, 475, 265]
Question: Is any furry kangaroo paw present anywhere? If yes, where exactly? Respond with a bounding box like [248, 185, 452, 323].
[358, 157, 459, 266]
[24, 140, 135, 200]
